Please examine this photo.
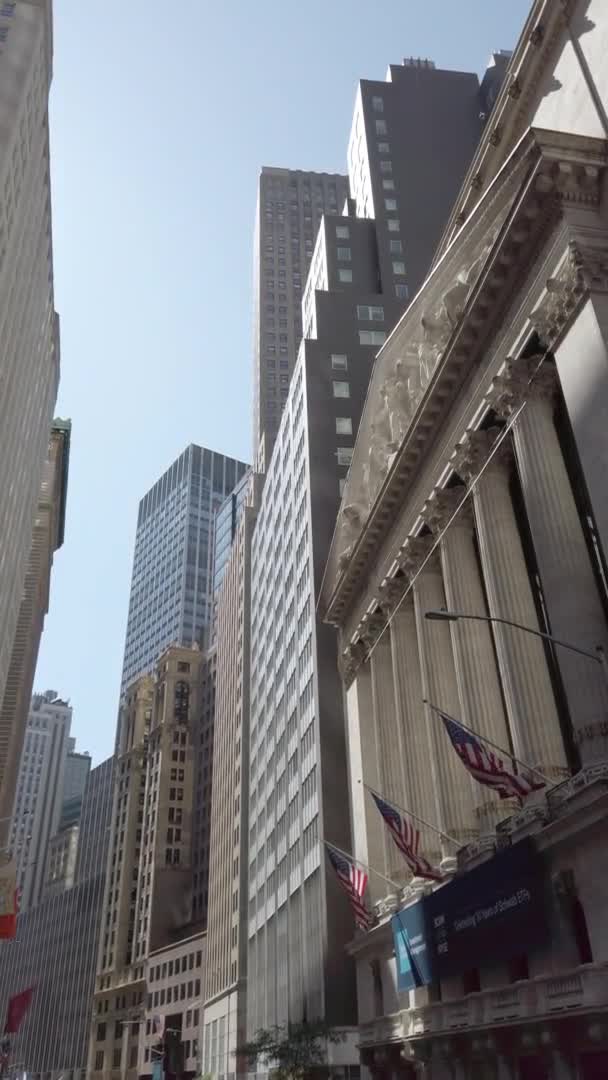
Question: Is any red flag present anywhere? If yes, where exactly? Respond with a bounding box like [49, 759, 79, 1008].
[5, 987, 34, 1034]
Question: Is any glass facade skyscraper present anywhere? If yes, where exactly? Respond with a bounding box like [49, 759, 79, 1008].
[121, 445, 248, 694]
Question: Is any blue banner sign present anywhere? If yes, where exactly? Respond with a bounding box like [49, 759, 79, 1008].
[391, 838, 546, 987]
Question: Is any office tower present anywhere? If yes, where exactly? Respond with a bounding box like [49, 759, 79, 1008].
[252, 168, 349, 462]
[120, 446, 248, 697]
[191, 644, 216, 926]
[74, 755, 114, 884]
[43, 822, 80, 895]
[60, 738, 92, 828]
[0, 419, 71, 847]
[213, 469, 252, 597]
[347, 59, 483, 303]
[0, 1, 60, 728]
[141, 932, 206, 1075]
[90, 646, 204, 1080]
[245, 60, 492, 1046]
[9, 690, 72, 911]
[0, 757, 113, 1077]
[203, 474, 261, 1078]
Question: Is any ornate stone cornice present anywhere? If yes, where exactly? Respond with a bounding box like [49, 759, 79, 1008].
[529, 240, 608, 347]
[490, 355, 558, 418]
[397, 535, 439, 579]
[421, 485, 472, 535]
[453, 427, 513, 483]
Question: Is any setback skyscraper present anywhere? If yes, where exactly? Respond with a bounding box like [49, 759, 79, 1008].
[0, 1, 60, 726]
[245, 57, 497, 1047]
[120, 445, 248, 696]
[9, 690, 72, 911]
[252, 168, 349, 462]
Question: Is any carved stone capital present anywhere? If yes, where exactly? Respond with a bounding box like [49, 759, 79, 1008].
[453, 427, 513, 483]
[490, 355, 559, 418]
[377, 574, 406, 617]
[422, 484, 473, 535]
[397, 535, 440, 578]
[529, 240, 608, 346]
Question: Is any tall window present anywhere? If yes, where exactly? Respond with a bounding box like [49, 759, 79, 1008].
[372, 96, 384, 111]
[375, 119, 387, 134]
[337, 247, 351, 261]
[392, 261, 406, 275]
[331, 354, 348, 371]
[332, 381, 350, 398]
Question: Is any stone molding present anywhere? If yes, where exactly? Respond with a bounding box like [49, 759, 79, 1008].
[529, 239, 608, 347]
[421, 485, 473, 535]
[490, 354, 558, 418]
[453, 426, 513, 484]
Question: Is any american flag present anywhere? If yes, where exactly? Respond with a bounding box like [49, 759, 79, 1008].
[325, 844, 372, 930]
[440, 713, 545, 799]
[370, 792, 442, 882]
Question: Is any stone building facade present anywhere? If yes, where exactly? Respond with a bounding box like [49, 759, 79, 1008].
[320, 1, 608, 1076]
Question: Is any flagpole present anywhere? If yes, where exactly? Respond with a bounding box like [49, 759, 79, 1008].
[324, 839, 402, 892]
[360, 780, 461, 847]
[424, 700, 553, 787]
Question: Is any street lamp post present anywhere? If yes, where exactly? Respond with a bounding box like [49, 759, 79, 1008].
[424, 609, 608, 689]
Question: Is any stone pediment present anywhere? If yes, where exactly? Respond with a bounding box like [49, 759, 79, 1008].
[321, 127, 607, 631]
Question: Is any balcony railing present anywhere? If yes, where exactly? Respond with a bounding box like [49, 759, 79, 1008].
[359, 964, 608, 1048]
[407, 963, 608, 1038]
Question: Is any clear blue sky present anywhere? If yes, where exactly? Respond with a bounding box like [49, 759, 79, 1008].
[37, 0, 530, 764]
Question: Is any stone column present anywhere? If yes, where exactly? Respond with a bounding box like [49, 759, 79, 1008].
[423, 487, 514, 831]
[390, 599, 442, 867]
[402, 538, 478, 864]
[345, 659, 385, 905]
[371, 631, 409, 883]
[456, 429, 568, 781]
[494, 357, 608, 765]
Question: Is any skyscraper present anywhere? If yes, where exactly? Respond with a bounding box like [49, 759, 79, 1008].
[9, 690, 72, 911]
[60, 737, 91, 828]
[202, 474, 261, 1077]
[0, 419, 70, 847]
[120, 445, 248, 695]
[252, 168, 349, 462]
[245, 57, 494, 1044]
[0, 757, 113, 1077]
[0, 1, 60, 721]
[89, 646, 204, 1079]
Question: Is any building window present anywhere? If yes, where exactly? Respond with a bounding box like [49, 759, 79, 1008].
[372, 96, 384, 112]
[378, 142, 390, 153]
[95, 1052, 104, 1071]
[382, 179, 395, 191]
[336, 417, 353, 435]
[385, 198, 397, 210]
[338, 269, 353, 283]
[392, 261, 406, 275]
[177, 662, 190, 672]
[380, 161, 392, 174]
[97, 1023, 106, 1042]
[339, 478, 347, 496]
[395, 283, 409, 300]
[357, 304, 384, 321]
[390, 239, 403, 254]
[336, 225, 350, 239]
[337, 247, 351, 261]
[359, 330, 386, 346]
[331, 354, 348, 371]
[332, 381, 350, 398]
[387, 219, 400, 232]
[375, 118, 387, 134]
[337, 448, 354, 466]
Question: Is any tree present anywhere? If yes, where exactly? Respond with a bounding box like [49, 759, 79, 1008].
[236, 1019, 346, 1080]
